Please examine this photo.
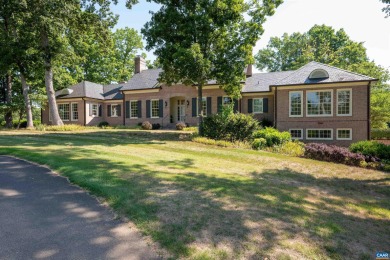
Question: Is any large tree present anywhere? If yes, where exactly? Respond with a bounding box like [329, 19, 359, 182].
[255, 24, 390, 129]
[142, 0, 282, 134]
[382, 0, 390, 17]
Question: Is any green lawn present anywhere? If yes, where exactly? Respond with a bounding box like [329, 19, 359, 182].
[0, 130, 389, 259]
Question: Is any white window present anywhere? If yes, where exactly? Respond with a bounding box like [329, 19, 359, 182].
[289, 91, 303, 117]
[337, 89, 352, 116]
[71, 103, 78, 121]
[58, 103, 70, 121]
[223, 96, 232, 106]
[307, 90, 333, 116]
[92, 104, 98, 116]
[111, 104, 119, 117]
[289, 129, 303, 140]
[253, 98, 263, 114]
[306, 129, 333, 140]
[196, 97, 207, 116]
[337, 128, 352, 140]
[151, 100, 159, 118]
[130, 101, 138, 118]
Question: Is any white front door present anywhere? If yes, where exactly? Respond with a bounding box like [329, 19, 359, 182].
[177, 100, 185, 122]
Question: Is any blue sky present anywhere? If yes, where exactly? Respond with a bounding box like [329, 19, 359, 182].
[111, 0, 390, 72]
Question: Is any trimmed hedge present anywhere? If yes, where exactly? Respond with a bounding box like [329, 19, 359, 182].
[371, 129, 390, 140]
[304, 143, 380, 167]
[349, 141, 390, 160]
[252, 127, 291, 147]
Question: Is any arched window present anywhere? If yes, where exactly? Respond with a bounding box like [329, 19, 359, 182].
[309, 69, 329, 79]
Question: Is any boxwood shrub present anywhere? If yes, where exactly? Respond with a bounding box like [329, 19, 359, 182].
[252, 127, 291, 147]
[349, 141, 390, 160]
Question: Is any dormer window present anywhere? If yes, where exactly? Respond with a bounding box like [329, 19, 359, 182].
[309, 69, 329, 79]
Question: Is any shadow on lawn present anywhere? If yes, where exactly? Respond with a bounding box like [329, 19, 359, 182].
[0, 138, 389, 259]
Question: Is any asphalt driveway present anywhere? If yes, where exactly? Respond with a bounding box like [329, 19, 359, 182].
[0, 156, 159, 260]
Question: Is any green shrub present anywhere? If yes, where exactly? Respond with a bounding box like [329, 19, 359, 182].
[98, 121, 109, 128]
[141, 121, 152, 130]
[349, 141, 390, 160]
[269, 141, 305, 157]
[35, 124, 47, 131]
[252, 138, 267, 150]
[252, 127, 291, 147]
[183, 126, 198, 132]
[192, 136, 233, 147]
[202, 106, 259, 142]
[371, 129, 390, 140]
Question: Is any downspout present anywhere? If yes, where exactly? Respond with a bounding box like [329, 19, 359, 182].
[82, 98, 86, 126]
[274, 86, 278, 128]
[367, 81, 371, 140]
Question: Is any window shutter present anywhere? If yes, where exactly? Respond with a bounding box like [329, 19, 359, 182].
[125, 101, 130, 118]
[217, 96, 222, 113]
[192, 98, 197, 117]
[263, 98, 269, 113]
[117, 104, 121, 117]
[146, 100, 151, 118]
[159, 99, 163, 118]
[137, 101, 142, 118]
[248, 99, 253, 113]
[107, 105, 111, 117]
[98, 104, 102, 117]
[233, 99, 239, 113]
[89, 103, 92, 116]
[207, 97, 212, 116]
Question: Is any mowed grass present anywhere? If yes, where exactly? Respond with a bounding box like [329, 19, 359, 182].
[0, 130, 389, 259]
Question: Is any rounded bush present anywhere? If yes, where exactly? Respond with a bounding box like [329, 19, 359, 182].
[176, 122, 186, 130]
[349, 140, 390, 160]
[252, 138, 267, 150]
[253, 127, 291, 147]
[141, 121, 152, 130]
[98, 121, 109, 128]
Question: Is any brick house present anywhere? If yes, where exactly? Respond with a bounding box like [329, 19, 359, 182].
[42, 56, 377, 145]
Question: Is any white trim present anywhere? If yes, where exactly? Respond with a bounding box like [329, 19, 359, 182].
[289, 128, 303, 140]
[273, 81, 371, 90]
[71, 102, 78, 121]
[336, 89, 352, 116]
[122, 89, 160, 94]
[336, 128, 352, 140]
[306, 89, 333, 117]
[130, 100, 139, 119]
[306, 128, 333, 140]
[58, 103, 70, 121]
[91, 103, 99, 117]
[151, 99, 160, 119]
[253, 98, 264, 114]
[289, 91, 303, 117]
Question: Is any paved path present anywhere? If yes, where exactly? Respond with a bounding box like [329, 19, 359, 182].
[0, 156, 159, 260]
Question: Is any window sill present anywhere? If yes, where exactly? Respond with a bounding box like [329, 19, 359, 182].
[130, 117, 138, 119]
[336, 114, 352, 117]
[306, 114, 333, 117]
[306, 138, 333, 141]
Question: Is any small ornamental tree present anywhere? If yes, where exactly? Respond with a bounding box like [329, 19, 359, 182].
[141, 0, 282, 135]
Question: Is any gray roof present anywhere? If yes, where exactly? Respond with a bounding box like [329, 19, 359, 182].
[121, 69, 162, 91]
[242, 71, 294, 92]
[274, 61, 375, 86]
[57, 62, 376, 99]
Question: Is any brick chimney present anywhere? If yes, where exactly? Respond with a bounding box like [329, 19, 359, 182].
[246, 64, 253, 77]
[135, 55, 148, 74]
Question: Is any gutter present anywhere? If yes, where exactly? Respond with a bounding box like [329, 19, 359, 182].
[269, 79, 378, 88]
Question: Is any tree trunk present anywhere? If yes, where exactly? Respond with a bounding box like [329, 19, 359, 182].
[20, 73, 34, 129]
[41, 31, 63, 126]
[197, 83, 204, 136]
[5, 73, 13, 128]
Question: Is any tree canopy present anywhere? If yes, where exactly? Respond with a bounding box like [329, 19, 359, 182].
[381, 0, 390, 17]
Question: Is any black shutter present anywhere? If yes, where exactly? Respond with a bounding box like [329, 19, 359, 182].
[107, 105, 111, 117]
[125, 101, 130, 118]
[217, 96, 222, 113]
[146, 100, 151, 118]
[98, 104, 102, 117]
[89, 103, 92, 116]
[137, 100, 142, 118]
[159, 99, 163, 118]
[117, 104, 121, 117]
[233, 99, 239, 113]
[192, 98, 197, 117]
[207, 97, 212, 115]
[263, 98, 269, 113]
[248, 99, 253, 113]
